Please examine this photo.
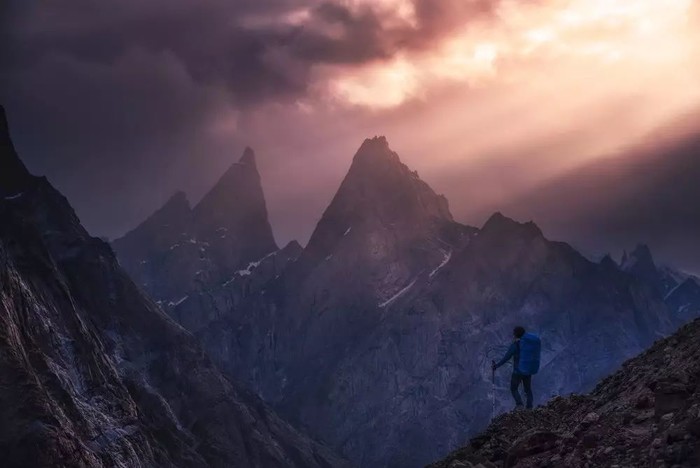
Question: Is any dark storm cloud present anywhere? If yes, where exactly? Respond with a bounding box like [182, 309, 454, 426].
[0, 0, 503, 238]
[1, 0, 309, 104]
[2, 0, 501, 104]
[291, 0, 501, 63]
[291, 2, 393, 63]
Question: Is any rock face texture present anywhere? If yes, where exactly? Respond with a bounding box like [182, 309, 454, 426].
[0, 106, 348, 468]
[429, 317, 700, 468]
[112, 147, 278, 330]
[114, 136, 700, 468]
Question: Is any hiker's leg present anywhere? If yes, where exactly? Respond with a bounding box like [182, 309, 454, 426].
[523, 375, 533, 409]
[510, 374, 523, 406]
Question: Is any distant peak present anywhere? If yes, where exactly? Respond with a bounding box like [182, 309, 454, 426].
[482, 212, 514, 230]
[481, 212, 543, 238]
[281, 240, 304, 258]
[164, 191, 190, 209]
[240, 147, 256, 166]
[600, 254, 619, 269]
[284, 240, 303, 251]
[631, 244, 653, 260]
[352, 136, 400, 167]
[622, 244, 656, 271]
[361, 135, 389, 149]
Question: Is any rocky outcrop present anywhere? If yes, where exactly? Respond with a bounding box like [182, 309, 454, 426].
[0, 106, 348, 468]
[429, 317, 700, 468]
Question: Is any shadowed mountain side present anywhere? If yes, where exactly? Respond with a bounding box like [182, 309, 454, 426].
[0, 105, 349, 468]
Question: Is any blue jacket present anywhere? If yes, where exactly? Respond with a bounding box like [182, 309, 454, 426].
[494, 340, 522, 375]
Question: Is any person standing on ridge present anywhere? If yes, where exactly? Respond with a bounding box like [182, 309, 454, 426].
[492, 326, 541, 410]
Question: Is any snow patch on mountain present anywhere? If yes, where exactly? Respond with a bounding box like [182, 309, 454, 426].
[430, 250, 452, 278]
[379, 278, 418, 308]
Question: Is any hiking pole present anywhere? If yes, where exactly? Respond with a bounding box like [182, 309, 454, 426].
[491, 360, 496, 421]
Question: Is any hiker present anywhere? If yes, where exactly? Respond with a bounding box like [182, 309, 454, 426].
[492, 326, 541, 409]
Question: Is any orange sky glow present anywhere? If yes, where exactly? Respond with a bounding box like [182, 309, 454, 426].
[230, 0, 700, 244]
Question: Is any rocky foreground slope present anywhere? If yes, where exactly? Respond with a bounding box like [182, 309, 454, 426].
[0, 106, 348, 467]
[429, 317, 700, 468]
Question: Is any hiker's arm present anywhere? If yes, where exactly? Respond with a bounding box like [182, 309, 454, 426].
[494, 343, 515, 369]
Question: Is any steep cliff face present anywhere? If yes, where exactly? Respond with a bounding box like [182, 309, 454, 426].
[0, 106, 348, 468]
[429, 317, 700, 468]
[113, 148, 279, 330]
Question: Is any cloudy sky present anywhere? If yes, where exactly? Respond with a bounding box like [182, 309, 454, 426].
[2, 0, 700, 271]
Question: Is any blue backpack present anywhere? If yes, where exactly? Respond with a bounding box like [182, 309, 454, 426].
[518, 333, 541, 375]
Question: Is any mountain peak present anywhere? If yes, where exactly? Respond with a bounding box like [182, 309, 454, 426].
[192, 146, 278, 267]
[600, 254, 618, 270]
[302, 137, 453, 262]
[351, 136, 400, 168]
[0, 105, 33, 197]
[324, 137, 452, 223]
[631, 244, 654, 262]
[622, 243, 657, 272]
[240, 146, 257, 167]
[481, 212, 543, 239]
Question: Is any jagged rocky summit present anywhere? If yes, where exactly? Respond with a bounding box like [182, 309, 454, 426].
[0, 105, 349, 467]
[114, 133, 700, 467]
[429, 316, 700, 468]
[113, 147, 279, 330]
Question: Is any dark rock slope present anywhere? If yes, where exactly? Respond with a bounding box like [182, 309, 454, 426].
[429, 316, 700, 468]
[0, 105, 348, 468]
